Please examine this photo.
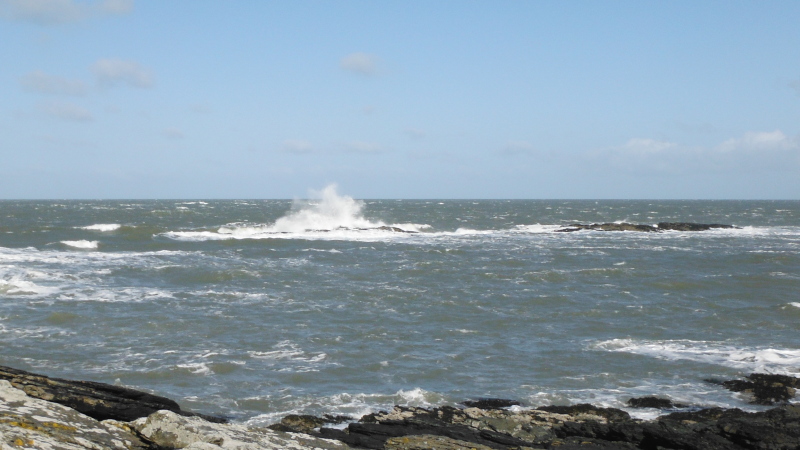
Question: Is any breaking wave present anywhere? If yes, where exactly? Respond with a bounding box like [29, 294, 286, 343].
[593, 339, 800, 376]
[163, 185, 429, 241]
[60, 240, 99, 249]
[79, 224, 121, 232]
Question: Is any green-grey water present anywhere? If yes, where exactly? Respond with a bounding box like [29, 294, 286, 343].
[1, 193, 799, 424]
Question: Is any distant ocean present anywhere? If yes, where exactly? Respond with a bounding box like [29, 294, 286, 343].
[1, 188, 799, 425]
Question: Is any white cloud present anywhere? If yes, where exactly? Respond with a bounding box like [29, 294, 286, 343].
[0, 0, 132, 25]
[594, 131, 799, 174]
[344, 141, 384, 153]
[282, 139, 313, 154]
[716, 130, 794, 153]
[40, 101, 92, 121]
[91, 58, 154, 88]
[340, 52, 380, 76]
[162, 127, 184, 139]
[20, 70, 87, 96]
[618, 138, 678, 155]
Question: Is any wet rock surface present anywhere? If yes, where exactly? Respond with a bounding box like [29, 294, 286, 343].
[304, 389, 800, 450]
[626, 397, 687, 409]
[715, 373, 800, 405]
[554, 222, 738, 233]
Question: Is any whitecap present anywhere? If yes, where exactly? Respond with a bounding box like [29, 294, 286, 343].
[79, 224, 121, 232]
[60, 240, 99, 249]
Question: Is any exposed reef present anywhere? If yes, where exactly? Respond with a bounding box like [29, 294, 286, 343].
[554, 222, 739, 233]
[1, 365, 798, 449]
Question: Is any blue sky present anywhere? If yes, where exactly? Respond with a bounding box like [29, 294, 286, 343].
[1, 1, 799, 199]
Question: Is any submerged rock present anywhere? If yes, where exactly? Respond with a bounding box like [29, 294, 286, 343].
[0, 364, 225, 423]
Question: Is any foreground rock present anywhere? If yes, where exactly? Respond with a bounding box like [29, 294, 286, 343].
[3, 365, 799, 449]
[0, 379, 149, 450]
[0, 365, 224, 423]
[131, 410, 349, 450]
[307, 401, 800, 449]
[555, 222, 737, 233]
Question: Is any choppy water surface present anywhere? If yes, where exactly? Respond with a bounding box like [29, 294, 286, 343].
[1, 189, 799, 424]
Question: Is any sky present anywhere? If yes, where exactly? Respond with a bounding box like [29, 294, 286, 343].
[1, 0, 799, 199]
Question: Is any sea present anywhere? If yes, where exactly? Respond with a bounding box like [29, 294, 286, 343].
[1, 186, 799, 425]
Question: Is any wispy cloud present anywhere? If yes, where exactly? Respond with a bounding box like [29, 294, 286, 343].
[190, 103, 211, 114]
[790, 78, 800, 97]
[162, 127, 184, 139]
[40, 101, 92, 122]
[499, 140, 535, 157]
[593, 131, 799, 174]
[0, 0, 133, 25]
[98, 0, 132, 14]
[282, 139, 313, 154]
[344, 141, 384, 153]
[340, 52, 380, 76]
[403, 128, 426, 139]
[20, 70, 87, 96]
[716, 130, 795, 153]
[91, 58, 154, 88]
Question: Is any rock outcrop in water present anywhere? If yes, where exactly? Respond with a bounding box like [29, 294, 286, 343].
[712, 373, 800, 405]
[554, 222, 738, 233]
[2, 367, 799, 449]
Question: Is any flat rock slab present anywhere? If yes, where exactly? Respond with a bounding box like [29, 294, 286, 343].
[132, 410, 350, 450]
[0, 379, 149, 450]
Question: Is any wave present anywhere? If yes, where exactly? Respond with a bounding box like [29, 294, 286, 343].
[60, 240, 99, 249]
[162, 185, 431, 242]
[244, 387, 446, 428]
[79, 224, 121, 232]
[593, 339, 800, 376]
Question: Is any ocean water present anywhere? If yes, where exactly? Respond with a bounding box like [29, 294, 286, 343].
[1, 187, 799, 424]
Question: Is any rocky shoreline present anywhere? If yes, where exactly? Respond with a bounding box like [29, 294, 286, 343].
[1, 365, 799, 449]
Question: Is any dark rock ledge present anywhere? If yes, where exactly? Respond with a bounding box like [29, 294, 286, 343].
[554, 222, 739, 233]
[1, 365, 798, 449]
[0, 364, 224, 423]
